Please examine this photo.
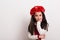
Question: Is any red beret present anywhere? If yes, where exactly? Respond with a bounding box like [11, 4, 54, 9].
[30, 6, 45, 15]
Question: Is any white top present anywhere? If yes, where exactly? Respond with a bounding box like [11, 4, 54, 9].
[37, 21, 47, 34]
[28, 21, 47, 40]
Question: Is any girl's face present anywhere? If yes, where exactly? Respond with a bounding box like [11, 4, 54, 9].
[34, 12, 43, 22]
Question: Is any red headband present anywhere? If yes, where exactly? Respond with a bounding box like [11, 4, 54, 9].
[30, 6, 45, 15]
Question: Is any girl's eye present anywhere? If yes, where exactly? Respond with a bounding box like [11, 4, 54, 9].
[39, 15, 41, 16]
[35, 15, 38, 16]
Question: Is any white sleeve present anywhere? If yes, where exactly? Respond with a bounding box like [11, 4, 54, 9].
[37, 21, 47, 34]
[28, 32, 38, 39]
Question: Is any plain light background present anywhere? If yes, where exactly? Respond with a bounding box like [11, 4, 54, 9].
[0, 0, 60, 40]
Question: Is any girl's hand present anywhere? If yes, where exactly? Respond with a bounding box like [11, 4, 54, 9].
[39, 34, 45, 39]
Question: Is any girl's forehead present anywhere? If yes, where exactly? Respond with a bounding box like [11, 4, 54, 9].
[35, 12, 42, 15]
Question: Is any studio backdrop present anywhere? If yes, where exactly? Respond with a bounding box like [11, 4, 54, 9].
[0, 0, 60, 40]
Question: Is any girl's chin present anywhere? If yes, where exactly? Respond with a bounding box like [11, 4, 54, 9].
[36, 20, 42, 22]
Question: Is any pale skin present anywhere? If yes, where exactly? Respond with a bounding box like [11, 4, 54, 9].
[34, 12, 45, 39]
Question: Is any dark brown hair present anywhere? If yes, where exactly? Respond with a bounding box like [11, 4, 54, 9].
[28, 12, 49, 35]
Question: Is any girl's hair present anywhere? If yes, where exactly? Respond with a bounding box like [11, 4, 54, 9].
[28, 12, 49, 35]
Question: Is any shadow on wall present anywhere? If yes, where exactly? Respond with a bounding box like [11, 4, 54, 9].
[18, 18, 30, 40]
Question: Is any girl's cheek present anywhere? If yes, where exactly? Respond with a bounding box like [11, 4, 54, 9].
[39, 16, 43, 22]
[35, 17, 38, 21]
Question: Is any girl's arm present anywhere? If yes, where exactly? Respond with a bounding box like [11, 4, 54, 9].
[28, 32, 38, 39]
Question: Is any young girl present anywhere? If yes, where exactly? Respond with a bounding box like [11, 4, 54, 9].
[28, 6, 48, 40]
